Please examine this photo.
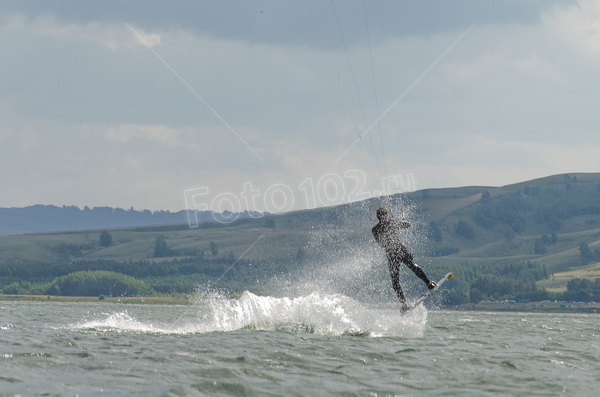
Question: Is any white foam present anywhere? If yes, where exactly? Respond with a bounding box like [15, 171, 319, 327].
[73, 311, 172, 334]
[73, 291, 427, 338]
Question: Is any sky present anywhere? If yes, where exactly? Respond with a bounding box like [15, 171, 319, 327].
[1, 0, 599, 213]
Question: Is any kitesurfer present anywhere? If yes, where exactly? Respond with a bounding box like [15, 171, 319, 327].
[372, 206, 436, 311]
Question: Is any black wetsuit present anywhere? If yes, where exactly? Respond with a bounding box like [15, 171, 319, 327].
[372, 218, 431, 303]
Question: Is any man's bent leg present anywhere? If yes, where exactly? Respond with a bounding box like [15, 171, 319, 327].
[400, 246, 431, 285]
[406, 262, 433, 285]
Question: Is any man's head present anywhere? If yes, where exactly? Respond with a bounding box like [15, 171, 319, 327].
[376, 206, 388, 221]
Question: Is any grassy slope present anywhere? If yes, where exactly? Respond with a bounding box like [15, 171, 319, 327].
[419, 173, 600, 270]
[0, 211, 328, 265]
[1, 173, 600, 282]
[537, 261, 600, 292]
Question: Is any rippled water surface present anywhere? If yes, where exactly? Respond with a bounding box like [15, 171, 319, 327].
[1, 292, 599, 396]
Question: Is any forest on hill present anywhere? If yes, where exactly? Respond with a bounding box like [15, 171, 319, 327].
[1, 173, 600, 305]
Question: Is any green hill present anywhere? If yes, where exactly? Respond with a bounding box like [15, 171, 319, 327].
[2, 172, 600, 303]
[419, 173, 600, 270]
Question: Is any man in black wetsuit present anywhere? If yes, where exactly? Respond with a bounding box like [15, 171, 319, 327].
[372, 206, 436, 311]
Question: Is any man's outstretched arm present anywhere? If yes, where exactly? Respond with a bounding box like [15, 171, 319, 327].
[394, 219, 411, 230]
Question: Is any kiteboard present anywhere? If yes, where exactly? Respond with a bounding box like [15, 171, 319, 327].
[403, 272, 453, 313]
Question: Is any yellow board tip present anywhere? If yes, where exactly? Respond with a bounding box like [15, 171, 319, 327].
[448, 274, 454, 279]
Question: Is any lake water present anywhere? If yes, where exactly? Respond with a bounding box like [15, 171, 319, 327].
[1, 291, 599, 396]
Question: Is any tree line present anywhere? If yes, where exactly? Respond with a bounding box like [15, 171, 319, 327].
[2, 270, 155, 297]
[428, 260, 553, 305]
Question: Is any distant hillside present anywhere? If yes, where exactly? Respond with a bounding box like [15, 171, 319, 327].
[2, 173, 600, 303]
[0, 205, 259, 235]
[2, 173, 600, 270]
[418, 172, 600, 272]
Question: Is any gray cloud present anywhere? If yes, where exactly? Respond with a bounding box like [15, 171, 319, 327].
[1, 0, 577, 48]
[0, 0, 598, 212]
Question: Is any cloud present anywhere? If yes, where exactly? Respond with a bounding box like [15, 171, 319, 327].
[0, 1, 598, 212]
[18, 129, 37, 151]
[550, 0, 600, 56]
[1, 13, 160, 50]
[106, 124, 185, 146]
[0, 127, 13, 142]
[0, 0, 576, 48]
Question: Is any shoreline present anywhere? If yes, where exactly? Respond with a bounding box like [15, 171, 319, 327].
[2, 294, 600, 313]
[0, 294, 191, 305]
[444, 301, 600, 314]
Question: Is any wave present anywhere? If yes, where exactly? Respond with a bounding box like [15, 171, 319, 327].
[72, 291, 427, 338]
